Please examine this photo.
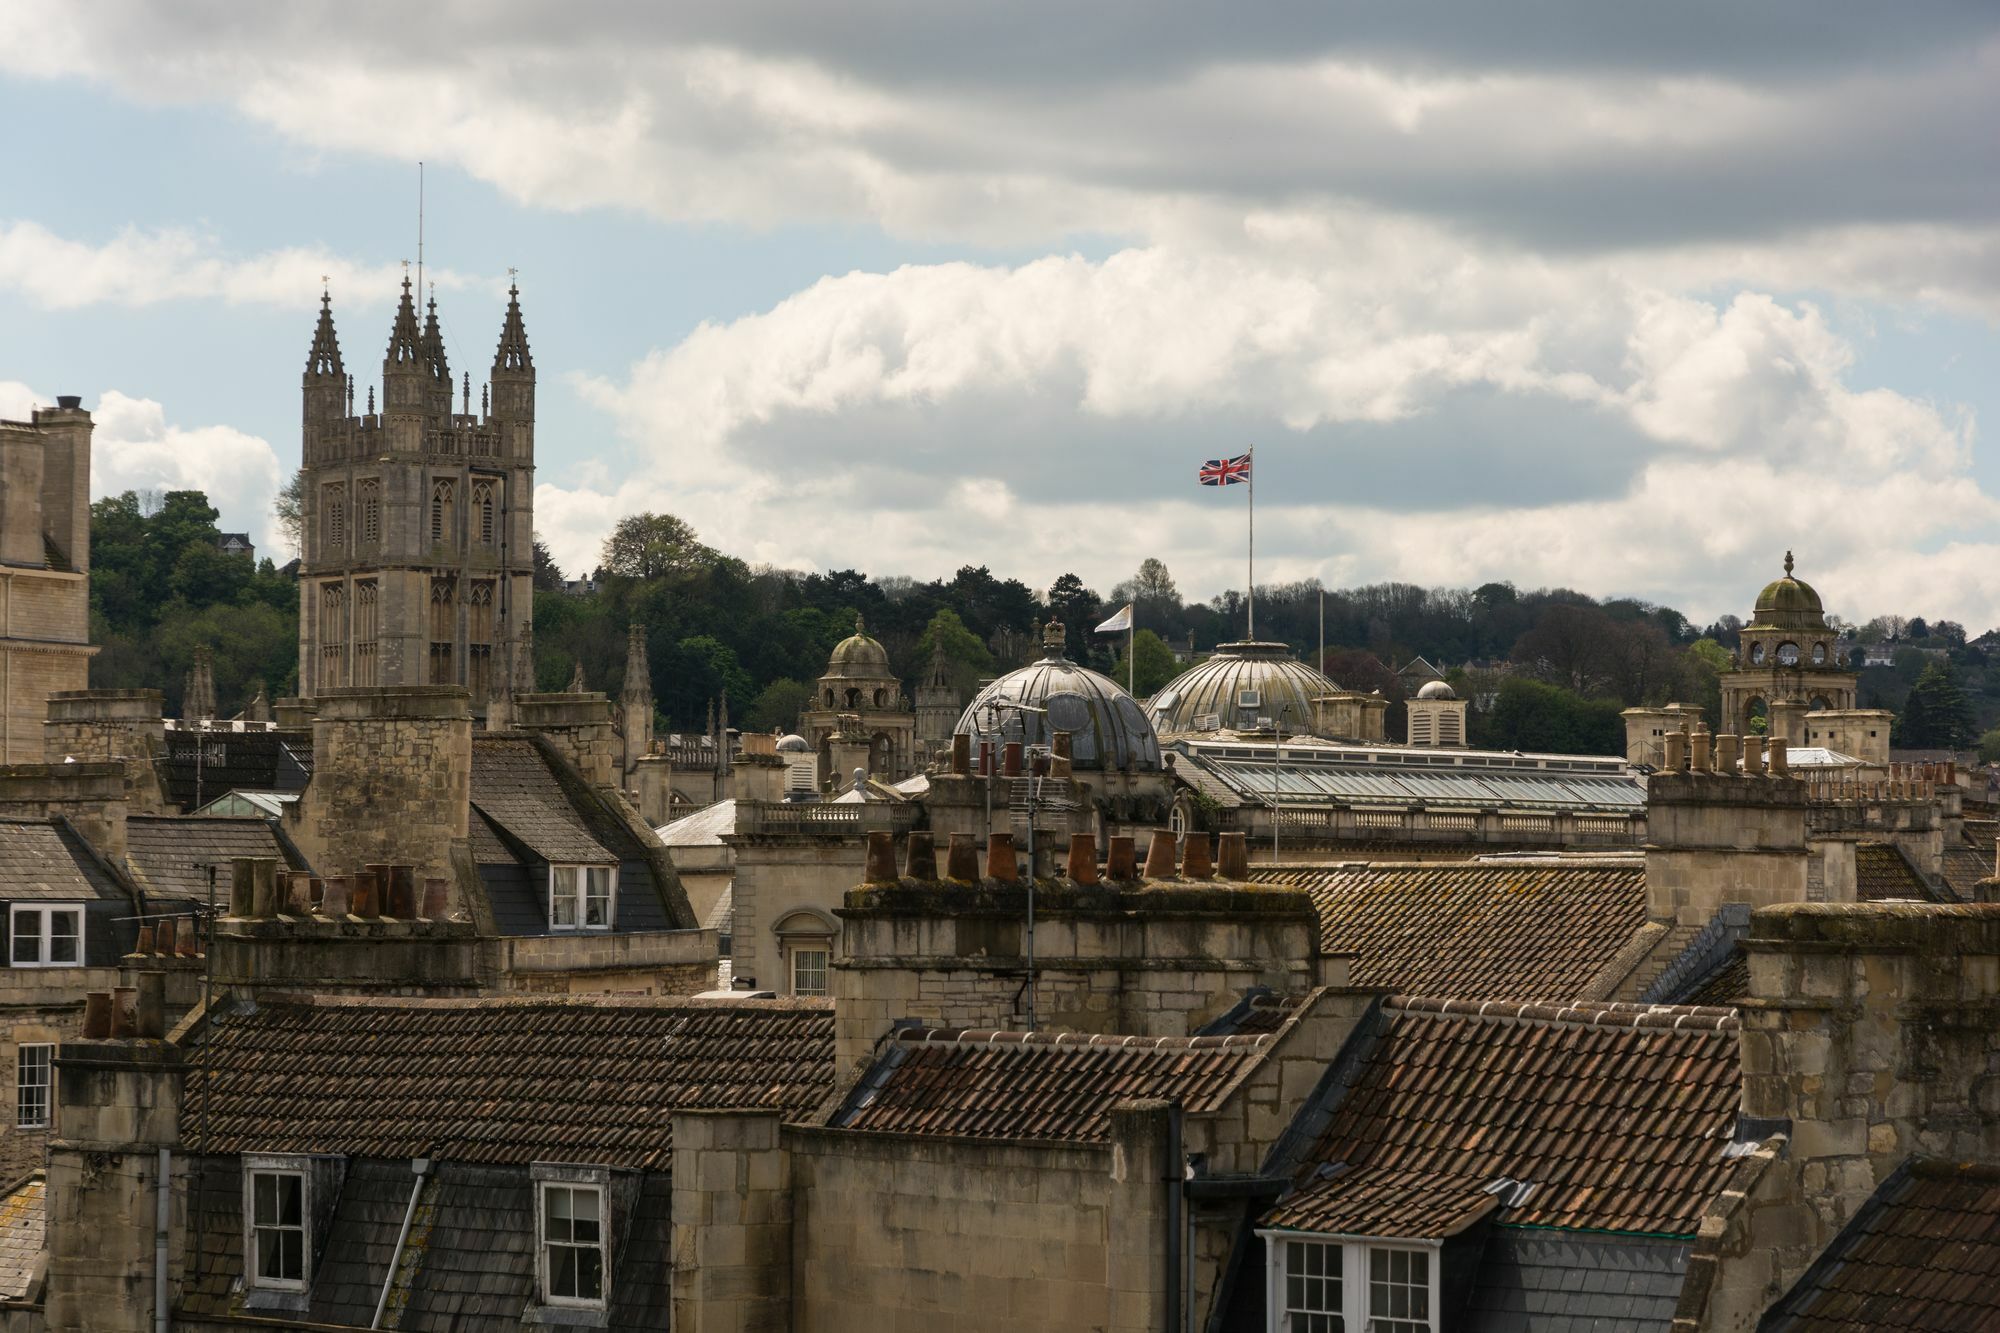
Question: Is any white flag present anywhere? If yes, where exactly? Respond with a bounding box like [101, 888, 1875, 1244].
[1095, 604, 1133, 633]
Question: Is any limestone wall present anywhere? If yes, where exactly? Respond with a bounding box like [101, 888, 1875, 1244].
[786, 1103, 1170, 1333]
[286, 686, 471, 885]
[1698, 902, 2000, 1330]
[1644, 772, 1811, 926]
[832, 880, 1320, 1072]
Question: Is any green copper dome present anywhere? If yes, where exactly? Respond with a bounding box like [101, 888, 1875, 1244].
[1750, 552, 1827, 629]
[822, 615, 893, 679]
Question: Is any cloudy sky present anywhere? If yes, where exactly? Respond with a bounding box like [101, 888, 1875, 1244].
[5, 2, 2000, 628]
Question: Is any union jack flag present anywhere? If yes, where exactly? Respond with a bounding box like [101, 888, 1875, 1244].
[1199, 452, 1251, 486]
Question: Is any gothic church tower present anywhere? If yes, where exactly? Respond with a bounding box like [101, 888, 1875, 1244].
[296, 278, 535, 714]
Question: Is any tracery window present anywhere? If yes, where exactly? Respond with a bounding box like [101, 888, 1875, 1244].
[430, 478, 455, 544]
[322, 485, 346, 552]
[474, 480, 496, 545]
[358, 478, 381, 545]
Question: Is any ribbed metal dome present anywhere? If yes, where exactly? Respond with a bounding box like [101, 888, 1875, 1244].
[1146, 641, 1340, 736]
[955, 648, 1161, 771]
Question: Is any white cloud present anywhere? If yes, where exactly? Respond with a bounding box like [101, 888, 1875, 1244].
[541, 235, 1995, 627]
[0, 222, 469, 311]
[89, 392, 287, 553]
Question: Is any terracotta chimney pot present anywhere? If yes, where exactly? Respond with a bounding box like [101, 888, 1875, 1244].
[1067, 833, 1099, 885]
[1002, 742, 1024, 777]
[1182, 833, 1215, 879]
[1143, 830, 1178, 879]
[950, 733, 972, 775]
[82, 992, 112, 1039]
[904, 831, 938, 881]
[135, 924, 155, 956]
[322, 875, 352, 918]
[1105, 835, 1137, 881]
[864, 830, 899, 885]
[986, 832, 1020, 881]
[110, 986, 139, 1039]
[422, 877, 450, 919]
[1216, 831, 1249, 880]
[945, 832, 980, 882]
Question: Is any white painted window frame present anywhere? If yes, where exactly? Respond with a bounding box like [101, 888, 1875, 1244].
[1256, 1230, 1442, 1333]
[9, 904, 83, 968]
[15, 1043, 52, 1129]
[790, 945, 830, 998]
[533, 1165, 612, 1310]
[244, 1156, 312, 1292]
[548, 864, 617, 932]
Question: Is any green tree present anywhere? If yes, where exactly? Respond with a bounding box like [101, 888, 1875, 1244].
[599, 512, 719, 581]
[915, 609, 993, 696]
[1472, 677, 1624, 755]
[1977, 728, 2000, 766]
[746, 678, 814, 734]
[272, 469, 303, 558]
[1900, 660, 1975, 750]
[1110, 628, 1180, 697]
[531, 533, 566, 591]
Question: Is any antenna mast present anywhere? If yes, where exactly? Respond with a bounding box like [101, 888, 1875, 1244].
[417, 160, 425, 297]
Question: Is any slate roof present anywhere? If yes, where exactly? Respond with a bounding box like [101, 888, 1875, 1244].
[123, 815, 299, 905]
[470, 735, 629, 865]
[1264, 996, 1741, 1241]
[1680, 953, 1750, 1008]
[830, 1027, 1274, 1142]
[182, 1159, 672, 1332]
[1939, 838, 1990, 901]
[0, 818, 129, 902]
[1855, 842, 1930, 901]
[1462, 1229, 1691, 1332]
[1761, 1160, 2000, 1332]
[160, 728, 311, 811]
[656, 799, 735, 847]
[184, 994, 835, 1170]
[1251, 860, 1648, 1000]
[0, 1175, 44, 1301]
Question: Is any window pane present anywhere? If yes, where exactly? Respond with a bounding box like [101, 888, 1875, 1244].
[573, 1245, 603, 1300]
[584, 868, 611, 926]
[1367, 1247, 1430, 1333]
[12, 911, 39, 965]
[1284, 1241, 1343, 1332]
[277, 1175, 302, 1226]
[551, 868, 579, 926]
[550, 1245, 578, 1298]
[49, 912, 79, 964]
[16, 1045, 51, 1129]
[254, 1174, 277, 1225]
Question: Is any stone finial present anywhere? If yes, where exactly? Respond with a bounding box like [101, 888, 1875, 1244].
[1784, 550, 1795, 577]
[182, 645, 218, 722]
[1042, 619, 1067, 657]
[565, 661, 586, 693]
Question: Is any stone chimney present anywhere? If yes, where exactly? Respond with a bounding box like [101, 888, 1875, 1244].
[1643, 768, 1811, 927]
[285, 686, 472, 887]
[619, 624, 654, 786]
[514, 692, 618, 787]
[1694, 902, 2000, 1328]
[42, 689, 170, 813]
[45, 977, 180, 1333]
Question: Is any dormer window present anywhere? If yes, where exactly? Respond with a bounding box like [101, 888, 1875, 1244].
[550, 866, 615, 931]
[245, 1159, 309, 1291]
[10, 905, 81, 967]
[1261, 1234, 1438, 1333]
[533, 1164, 614, 1312]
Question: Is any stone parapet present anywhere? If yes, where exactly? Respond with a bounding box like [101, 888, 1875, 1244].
[211, 915, 493, 994]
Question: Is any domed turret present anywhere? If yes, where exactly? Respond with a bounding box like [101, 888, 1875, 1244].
[1146, 641, 1341, 737]
[824, 615, 893, 677]
[956, 621, 1161, 771]
[1750, 551, 1827, 631]
[1416, 679, 1457, 701]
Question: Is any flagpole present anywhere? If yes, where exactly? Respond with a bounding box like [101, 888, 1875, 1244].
[1128, 619, 1135, 695]
[1247, 447, 1256, 640]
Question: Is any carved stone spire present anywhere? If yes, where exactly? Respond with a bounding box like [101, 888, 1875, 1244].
[306, 287, 344, 377]
[493, 280, 533, 374]
[182, 646, 217, 722]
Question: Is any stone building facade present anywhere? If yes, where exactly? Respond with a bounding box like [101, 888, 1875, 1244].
[0, 400, 93, 764]
[296, 281, 535, 715]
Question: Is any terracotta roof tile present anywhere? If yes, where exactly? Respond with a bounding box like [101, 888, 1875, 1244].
[184, 994, 834, 1170]
[1252, 860, 1647, 1000]
[1765, 1161, 2000, 1331]
[1264, 996, 1740, 1240]
[831, 1027, 1274, 1142]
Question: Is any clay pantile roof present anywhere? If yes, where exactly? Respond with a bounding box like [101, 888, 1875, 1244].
[1763, 1160, 2000, 1332]
[1855, 842, 1931, 901]
[0, 1175, 43, 1301]
[0, 818, 127, 902]
[123, 815, 298, 903]
[470, 735, 627, 865]
[1264, 996, 1741, 1241]
[184, 994, 834, 1170]
[830, 1027, 1274, 1142]
[1253, 860, 1647, 1000]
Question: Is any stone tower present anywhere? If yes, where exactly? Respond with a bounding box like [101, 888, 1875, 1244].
[0, 397, 95, 762]
[1722, 553, 1858, 742]
[913, 641, 960, 765]
[296, 279, 535, 717]
[800, 617, 916, 780]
